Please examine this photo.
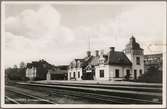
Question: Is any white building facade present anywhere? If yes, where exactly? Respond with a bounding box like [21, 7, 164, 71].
[26, 67, 37, 80]
[68, 59, 83, 80]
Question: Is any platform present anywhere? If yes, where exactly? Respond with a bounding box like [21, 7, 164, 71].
[35, 80, 162, 86]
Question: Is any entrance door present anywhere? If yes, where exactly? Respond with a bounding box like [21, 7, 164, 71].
[115, 69, 119, 78]
[134, 70, 137, 79]
[82, 72, 94, 80]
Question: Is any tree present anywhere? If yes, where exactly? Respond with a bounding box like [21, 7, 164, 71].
[5, 62, 27, 81]
[13, 65, 17, 69]
[19, 62, 26, 68]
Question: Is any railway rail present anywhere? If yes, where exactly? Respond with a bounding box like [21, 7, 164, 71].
[5, 96, 20, 104]
[8, 82, 162, 104]
[5, 88, 54, 104]
[48, 88, 161, 104]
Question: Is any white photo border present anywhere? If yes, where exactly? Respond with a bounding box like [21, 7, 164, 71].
[1, 1, 166, 108]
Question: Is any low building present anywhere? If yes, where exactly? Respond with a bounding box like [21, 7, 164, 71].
[68, 36, 144, 81]
[144, 53, 162, 72]
[95, 47, 132, 81]
[46, 65, 68, 80]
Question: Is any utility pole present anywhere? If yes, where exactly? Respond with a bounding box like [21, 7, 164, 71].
[88, 35, 91, 51]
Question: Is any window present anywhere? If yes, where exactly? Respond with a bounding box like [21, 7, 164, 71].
[136, 57, 140, 65]
[100, 70, 104, 78]
[73, 72, 75, 78]
[115, 69, 119, 78]
[78, 72, 80, 78]
[139, 69, 142, 75]
[134, 70, 137, 79]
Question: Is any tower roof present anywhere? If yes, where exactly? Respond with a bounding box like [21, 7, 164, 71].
[125, 36, 143, 50]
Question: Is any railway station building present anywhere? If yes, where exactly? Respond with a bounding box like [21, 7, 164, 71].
[68, 36, 144, 81]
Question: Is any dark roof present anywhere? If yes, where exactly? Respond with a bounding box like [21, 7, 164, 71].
[26, 62, 38, 68]
[144, 53, 162, 57]
[80, 56, 94, 68]
[69, 49, 132, 68]
[26, 59, 55, 69]
[80, 51, 132, 66]
[107, 51, 132, 66]
[55, 65, 68, 70]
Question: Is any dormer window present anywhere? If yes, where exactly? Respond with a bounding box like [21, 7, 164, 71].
[99, 60, 104, 64]
[99, 55, 105, 65]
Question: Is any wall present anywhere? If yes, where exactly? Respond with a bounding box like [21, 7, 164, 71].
[109, 65, 131, 81]
[95, 65, 109, 81]
[68, 68, 82, 80]
[26, 67, 36, 80]
[131, 55, 144, 79]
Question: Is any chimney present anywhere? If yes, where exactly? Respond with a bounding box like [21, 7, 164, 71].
[95, 50, 99, 57]
[109, 47, 115, 52]
[87, 51, 91, 57]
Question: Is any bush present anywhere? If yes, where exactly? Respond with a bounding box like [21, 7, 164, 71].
[5, 67, 27, 81]
[137, 66, 162, 83]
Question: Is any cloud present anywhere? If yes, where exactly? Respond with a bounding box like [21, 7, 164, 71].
[5, 4, 76, 67]
[5, 4, 74, 42]
[5, 3, 165, 67]
[74, 3, 165, 53]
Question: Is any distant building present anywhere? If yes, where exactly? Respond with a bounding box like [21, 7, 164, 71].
[26, 60, 54, 80]
[26, 60, 68, 80]
[68, 36, 144, 81]
[144, 53, 162, 72]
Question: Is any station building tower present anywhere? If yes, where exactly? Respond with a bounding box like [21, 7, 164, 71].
[124, 36, 144, 79]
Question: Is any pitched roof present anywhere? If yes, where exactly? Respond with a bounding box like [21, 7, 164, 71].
[26, 59, 55, 69]
[69, 49, 132, 68]
[144, 53, 162, 58]
[55, 65, 68, 70]
[107, 51, 132, 66]
[89, 56, 100, 66]
[80, 56, 94, 68]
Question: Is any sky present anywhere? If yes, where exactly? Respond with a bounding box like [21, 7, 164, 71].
[3, 1, 166, 68]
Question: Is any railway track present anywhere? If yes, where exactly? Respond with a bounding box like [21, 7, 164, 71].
[5, 96, 20, 104]
[48, 88, 161, 104]
[5, 88, 54, 104]
[10, 82, 162, 104]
